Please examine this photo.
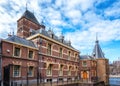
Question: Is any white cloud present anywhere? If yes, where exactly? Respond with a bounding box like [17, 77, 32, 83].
[65, 9, 82, 25]
[104, 1, 120, 17]
[64, 18, 120, 55]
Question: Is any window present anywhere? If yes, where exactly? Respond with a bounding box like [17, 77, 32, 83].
[29, 50, 33, 59]
[47, 79, 52, 82]
[50, 34, 54, 38]
[59, 65, 63, 76]
[82, 61, 87, 67]
[68, 66, 71, 76]
[46, 64, 53, 76]
[13, 65, 20, 77]
[75, 67, 78, 76]
[75, 54, 77, 61]
[68, 51, 71, 60]
[28, 66, 34, 77]
[59, 48, 62, 57]
[47, 43, 51, 55]
[14, 47, 20, 56]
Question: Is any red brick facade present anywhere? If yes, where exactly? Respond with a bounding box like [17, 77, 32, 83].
[0, 9, 109, 86]
[1, 40, 38, 81]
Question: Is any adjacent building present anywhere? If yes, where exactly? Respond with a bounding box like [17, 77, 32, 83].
[79, 38, 109, 85]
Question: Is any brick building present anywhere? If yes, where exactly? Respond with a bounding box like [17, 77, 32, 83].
[79, 38, 109, 85]
[79, 55, 97, 82]
[0, 10, 79, 86]
[0, 9, 109, 86]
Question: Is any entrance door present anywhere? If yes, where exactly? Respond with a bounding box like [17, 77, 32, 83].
[3, 65, 10, 86]
[83, 71, 88, 79]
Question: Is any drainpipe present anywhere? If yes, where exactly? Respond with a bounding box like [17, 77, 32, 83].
[37, 37, 42, 86]
[39, 37, 42, 85]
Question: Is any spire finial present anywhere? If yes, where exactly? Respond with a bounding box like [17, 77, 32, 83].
[12, 28, 14, 35]
[26, 2, 28, 10]
[96, 33, 98, 43]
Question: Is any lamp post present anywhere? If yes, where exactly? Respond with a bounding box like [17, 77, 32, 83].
[26, 71, 29, 86]
[37, 67, 39, 86]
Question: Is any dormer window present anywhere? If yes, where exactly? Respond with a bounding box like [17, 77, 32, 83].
[51, 34, 54, 38]
[48, 28, 54, 38]
[59, 35, 64, 43]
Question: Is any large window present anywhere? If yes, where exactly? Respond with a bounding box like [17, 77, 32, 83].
[75, 54, 77, 61]
[14, 47, 20, 56]
[47, 43, 51, 55]
[28, 50, 33, 59]
[68, 66, 71, 76]
[75, 66, 78, 76]
[13, 65, 20, 77]
[46, 64, 53, 76]
[28, 66, 34, 77]
[59, 48, 62, 57]
[68, 51, 71, 60]
[59, 65, 63, 76]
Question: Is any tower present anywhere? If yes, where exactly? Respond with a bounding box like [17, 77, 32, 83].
[17, 9, 45, 38]
[92, 37, 109, 85]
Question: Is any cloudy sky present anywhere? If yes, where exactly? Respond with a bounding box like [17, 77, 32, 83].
[0, 0, 120, 62]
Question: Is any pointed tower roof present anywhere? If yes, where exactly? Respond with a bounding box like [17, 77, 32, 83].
[21, 10, 40, 25]
[92, 36, 105, 58]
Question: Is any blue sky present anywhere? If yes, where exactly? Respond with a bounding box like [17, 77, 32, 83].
[0, 0, 120, 62]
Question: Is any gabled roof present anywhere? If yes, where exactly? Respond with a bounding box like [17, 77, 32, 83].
[92, 39, 105, 58]
[6, 35, 36, 48]
[21, 10, 40, 25]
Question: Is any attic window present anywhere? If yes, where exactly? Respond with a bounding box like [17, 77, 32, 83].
[50, 34, 54, 38]
[52, 34, 54, 38]
[18, 28, 22, 32]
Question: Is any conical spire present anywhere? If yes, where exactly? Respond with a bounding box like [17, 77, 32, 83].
[92, 36, 105, 58]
